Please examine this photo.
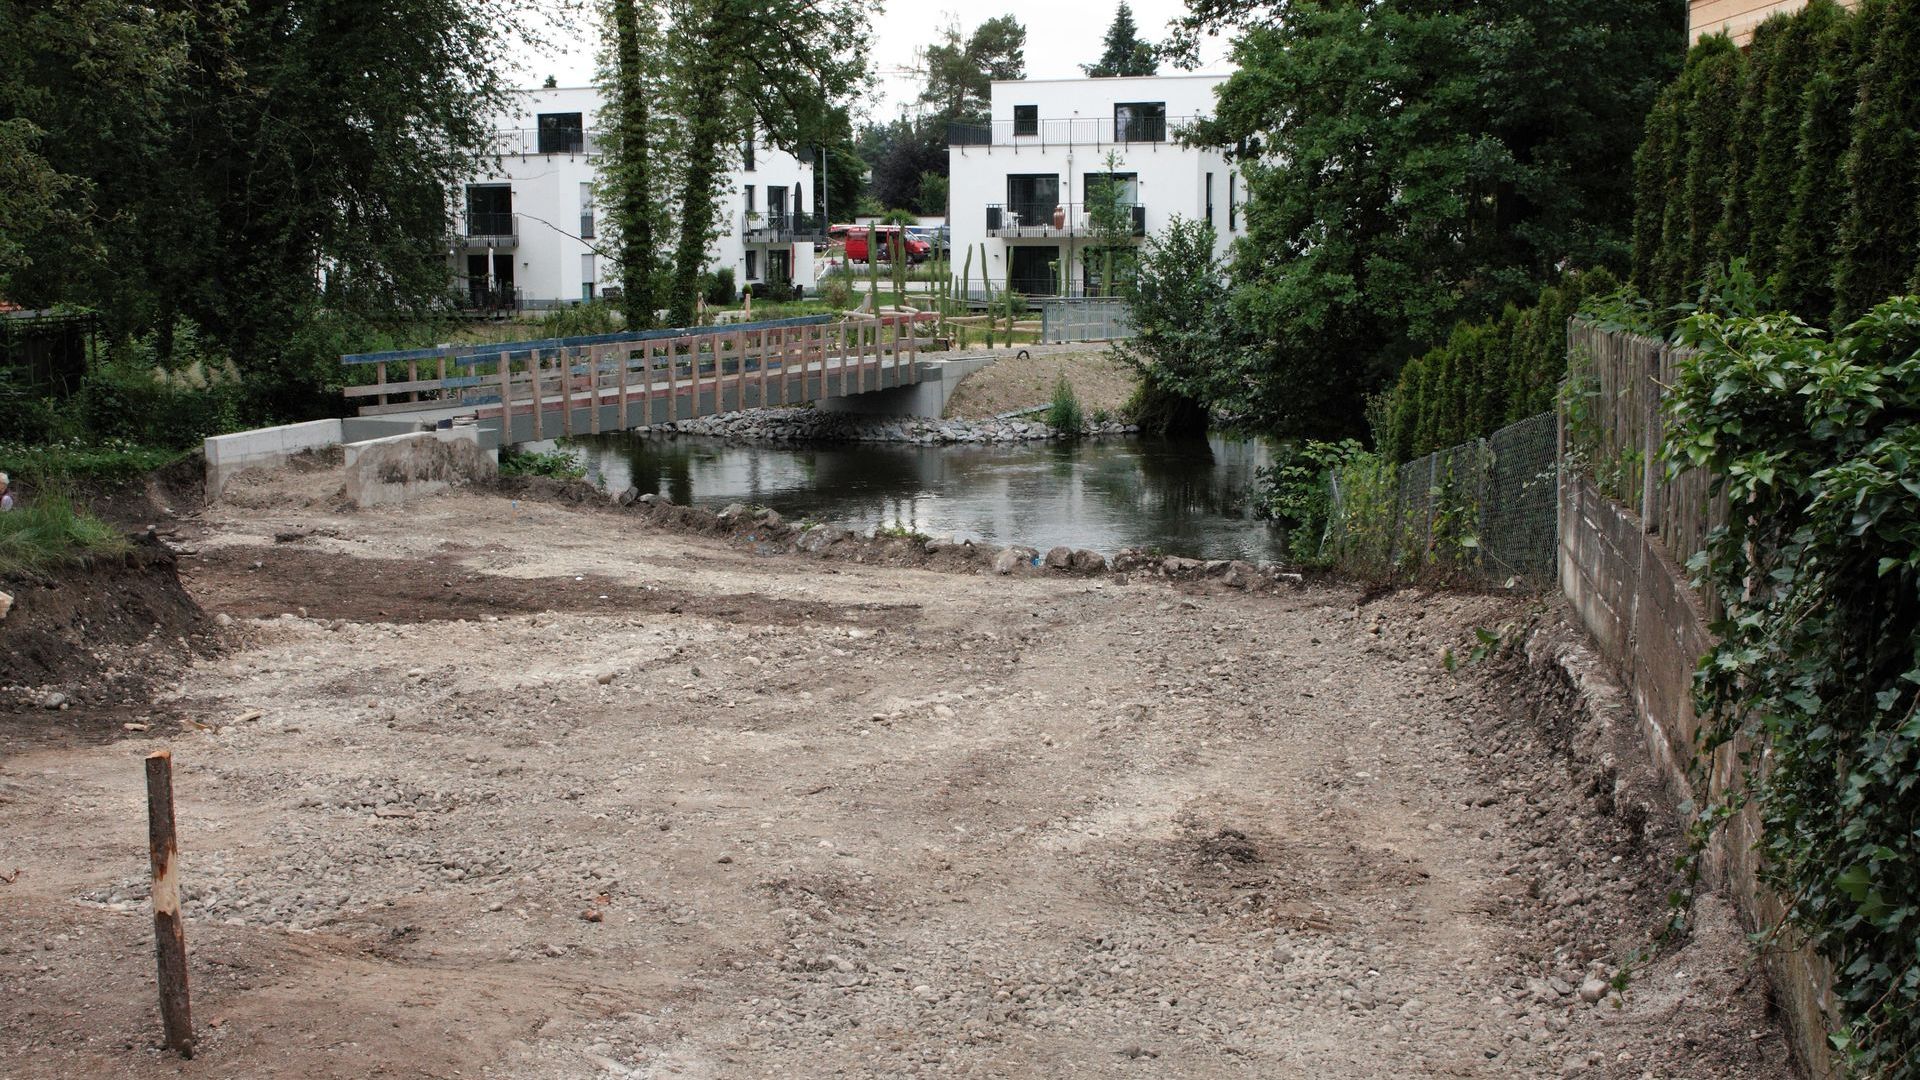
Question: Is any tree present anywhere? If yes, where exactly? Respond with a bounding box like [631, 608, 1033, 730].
[1084, 151, 1137, 295]
[600, 0, 670, 328]
[1082, 2, 1157, 78]
[864, 118, 947, 214]
[661, 0, 874, 325]
[1116, 217, 1236, 434]
[1833, 0, 1920, 324]
[918, 16, 1026, 125]
[1186, 0, 1686, 439]
[1777, 3, 1868, 322]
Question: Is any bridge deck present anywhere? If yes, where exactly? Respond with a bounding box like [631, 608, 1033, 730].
[340, 313, 934, 443]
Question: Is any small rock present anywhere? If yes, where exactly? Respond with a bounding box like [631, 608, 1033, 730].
[214, 612, 234, 628]
[596, 671, 616, 686]
[0, 590, 12, 622]
[1577, 977, 1609, 1004]
[38, 692, 67, 710]
[581, 908, 603, 923]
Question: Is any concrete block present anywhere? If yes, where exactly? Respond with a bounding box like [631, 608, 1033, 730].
[204, 418, 342, 500]
[342, 426, 495, 508]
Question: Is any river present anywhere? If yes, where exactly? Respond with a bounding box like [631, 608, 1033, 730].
[564, 432, 1287, 562]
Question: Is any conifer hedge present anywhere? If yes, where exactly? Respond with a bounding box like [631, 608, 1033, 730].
[1629, 0, 1920, 329]
[1374, 268, 1620, 465]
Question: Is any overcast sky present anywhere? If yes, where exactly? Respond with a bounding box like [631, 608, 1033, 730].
[515, 0, 1236, 123]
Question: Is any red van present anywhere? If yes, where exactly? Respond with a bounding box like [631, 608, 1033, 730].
[844, 225, 930, 264]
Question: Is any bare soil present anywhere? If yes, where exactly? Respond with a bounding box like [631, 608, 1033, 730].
[942, 350, 1137, 419]
[0, 470, 1796, 1078]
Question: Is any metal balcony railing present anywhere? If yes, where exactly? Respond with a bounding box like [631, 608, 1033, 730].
[948, 115, 1196, 148]
[487, 128, 603, 156]
[985, 202, 1146, 238]
[742, 211, 828, 242]
[457, 212, 519, 248]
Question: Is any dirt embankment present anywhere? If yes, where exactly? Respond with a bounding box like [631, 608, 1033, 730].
[0, 461, 1796, 1079]
[942, 350, 1138, 419]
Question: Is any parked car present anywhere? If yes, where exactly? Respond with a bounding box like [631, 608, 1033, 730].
[844, 225, 930, 264]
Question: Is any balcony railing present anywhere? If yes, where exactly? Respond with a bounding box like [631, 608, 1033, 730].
[487, 127, 603, 156]
[985, 202, 1147, 239]
[948, 115, 1196, 149]
[743, 211, 827, 243]
[457, 212, 519, 248]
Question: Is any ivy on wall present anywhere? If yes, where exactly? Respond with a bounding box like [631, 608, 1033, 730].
[1667, 298, 1920, 1076]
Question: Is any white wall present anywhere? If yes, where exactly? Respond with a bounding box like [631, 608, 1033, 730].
[946, 74, 1245, 298]
[455, 87, 819, 309]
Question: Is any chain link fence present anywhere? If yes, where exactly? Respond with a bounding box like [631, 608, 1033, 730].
[1326, 411, 1559, 589]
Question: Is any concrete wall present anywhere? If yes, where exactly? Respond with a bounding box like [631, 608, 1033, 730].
[342, 427, 496, 508]
[1558, 336, 1836, 1078]
[204, 419, 343, 501]
[817, 355, 997, 418]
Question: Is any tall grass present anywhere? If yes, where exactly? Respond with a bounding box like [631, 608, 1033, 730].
[1046, 375, 1085, 436]
[0, 495, 131, 578]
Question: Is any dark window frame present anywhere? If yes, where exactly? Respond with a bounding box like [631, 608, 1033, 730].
[1013, 104, 1039, 137]
[1113, 101, 1167, 143]
[536, 112, 585, 154]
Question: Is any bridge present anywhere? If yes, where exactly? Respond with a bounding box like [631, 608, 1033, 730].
[338, 313, 941, 444]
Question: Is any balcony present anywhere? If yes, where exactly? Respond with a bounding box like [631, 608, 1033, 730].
[743, 211, 827, 244]
[456, 212, 519, 249]
[487, 128, 603, 156]
[985, 202, 1146, 239]
[948, 115, 1194, 149]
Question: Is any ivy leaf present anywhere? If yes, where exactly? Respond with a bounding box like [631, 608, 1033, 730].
[1835, 864, 1873, 902]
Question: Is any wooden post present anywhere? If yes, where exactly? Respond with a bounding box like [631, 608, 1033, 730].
[376, 360, 388, 407]
[436, 347, 449, 404]
[979, 244, 995, 349]
[146, 750, 194, 1059]
[560, 346, 576, 435]
[757, 329, 770, 407]
[588, 345, 603, 434]
[640, 340, 655, 426]
[667, 339, 680, 421]
[617, 344, 630, 429]
[497, 351, 513, 433]
[530, 350, 544, 440]
[406, 359, 419, 404]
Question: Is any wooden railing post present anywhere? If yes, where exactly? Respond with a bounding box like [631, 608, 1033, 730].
[497, 351, 513, 436]
[146, 750, 194, 1059]
[530, 349, 544, 440]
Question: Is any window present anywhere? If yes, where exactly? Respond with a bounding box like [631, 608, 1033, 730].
[745, 184, 756, 215]
[768, 249, 791, 284]
[465, 184, 512, 236]
[1113, 101, 1167, 143]
[1013, 104, 1038, 137]
[1006, 174, 1060, 227]
[579, 182, 594, 239]
[581, 253, 596, 301]
[1228, 173, 1236, 231]
[537, 112, 584, 154]
[745, 250, 759, 281]
[743, 137, 756, 171]
[1205, 172, 1214, 226]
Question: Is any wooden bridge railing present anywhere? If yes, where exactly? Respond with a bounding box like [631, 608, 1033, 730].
[339, 313, 934, 435]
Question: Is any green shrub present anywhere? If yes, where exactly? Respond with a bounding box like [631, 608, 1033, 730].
[1256, 439, 1366, 564]
[701, 268, 737, 307]
[0, 494, 130, 577]
[499, 445, 585, 479]
[818, 267, 855, 309]
[1045, 375, 1084, 436]
[76, 318, 245, 448]
[544, 300, 621, 338]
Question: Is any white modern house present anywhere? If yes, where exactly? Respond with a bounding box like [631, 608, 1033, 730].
[452, 87, 821, 310]
[946, 73, 1244, 298]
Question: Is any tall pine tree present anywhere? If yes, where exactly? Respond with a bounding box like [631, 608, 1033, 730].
[1834, 0, 1920, 323]
[1083, 2, 1158, 78]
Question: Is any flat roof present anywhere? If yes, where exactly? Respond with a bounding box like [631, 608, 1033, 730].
[990, 72, 1231, 86]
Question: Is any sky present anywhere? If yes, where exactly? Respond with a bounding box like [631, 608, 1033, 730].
[514, 0, 1236, 123]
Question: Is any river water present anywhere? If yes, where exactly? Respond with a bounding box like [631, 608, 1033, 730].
[566, 433, 1287, 562]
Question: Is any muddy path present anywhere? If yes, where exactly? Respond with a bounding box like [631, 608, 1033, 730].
[0, 481, 1794, 1078]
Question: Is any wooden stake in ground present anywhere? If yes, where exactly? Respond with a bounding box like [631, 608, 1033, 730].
[145, 750, 194, 1058]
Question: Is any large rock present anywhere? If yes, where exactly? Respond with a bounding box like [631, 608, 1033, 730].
[1043, 546, 1074, 570]
[1222, 560, 1257, 588]
[1069, 549, 1108, 574]
[1161, 556, 1203, 577]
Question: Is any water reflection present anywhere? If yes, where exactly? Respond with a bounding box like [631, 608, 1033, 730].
[566, 432, 1286, 562]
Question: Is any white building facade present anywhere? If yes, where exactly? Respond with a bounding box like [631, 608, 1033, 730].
[453, 87, 820, 311]
[947, 74, 1244, 298]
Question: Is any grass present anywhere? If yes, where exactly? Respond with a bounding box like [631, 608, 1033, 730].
[499, 445, 587, 480]
[0, 439, 185, 484]
[0, 495, 131, 578]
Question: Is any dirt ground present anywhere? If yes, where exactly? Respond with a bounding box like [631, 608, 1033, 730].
[942, 351, 1137, 419]
[0, 468, 1796, 1078]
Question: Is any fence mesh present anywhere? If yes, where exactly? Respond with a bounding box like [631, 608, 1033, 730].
[1327, 411, 1560, 589]
[1039, 298, 1134, 343]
